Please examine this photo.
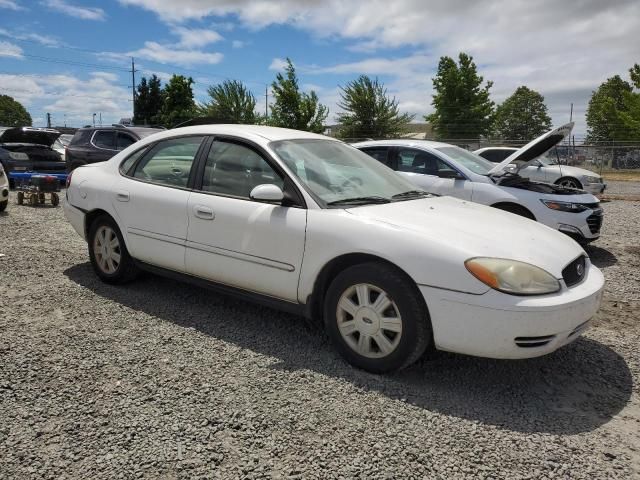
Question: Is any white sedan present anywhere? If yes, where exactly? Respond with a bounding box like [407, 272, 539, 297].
[474, 146, 606, 194]
[64, 125, 604, 373]
[355, 123, 602, 244]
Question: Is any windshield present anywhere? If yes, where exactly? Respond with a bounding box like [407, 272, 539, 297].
[270, 139, 422, 206]
[436, 146, 495, 175]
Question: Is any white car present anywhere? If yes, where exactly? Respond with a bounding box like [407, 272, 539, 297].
[355, 123, 602, 244]
[52, 134, 73, 162]
[64, 125, 604, 373]
[0, 162, 8, 212]
[474, 146, 606, 194]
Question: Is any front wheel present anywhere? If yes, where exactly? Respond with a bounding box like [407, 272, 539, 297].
[555, 177, 582, 190]
[88, 215, 138, 284]
[0, 200, 6, 212]
[324, 262, 432, 373]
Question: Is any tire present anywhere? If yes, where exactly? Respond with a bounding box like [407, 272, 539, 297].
[51, 192, 60, 207]
[88, 215, 138, 284]
[17, 191, 23, 205]
[0, 200, 6, 212]
[492, 203, 536, 220]
[324, 262, 432, 373]
[555, 177, 583, 190]
[29, 194, 37, 206]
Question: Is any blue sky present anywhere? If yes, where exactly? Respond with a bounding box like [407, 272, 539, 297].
[1, 0, 639, 138]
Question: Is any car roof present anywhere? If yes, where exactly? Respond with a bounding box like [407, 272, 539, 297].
[352, 139, 453, 149]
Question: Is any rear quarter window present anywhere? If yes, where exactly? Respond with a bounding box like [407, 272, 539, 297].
[70, 130, 93, 146]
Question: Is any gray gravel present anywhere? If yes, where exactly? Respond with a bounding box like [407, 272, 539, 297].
[1, 190, 639, 479]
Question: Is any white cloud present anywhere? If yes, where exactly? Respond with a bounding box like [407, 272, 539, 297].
[0, 28, 62, 47]
[172, 26, 223, 48]
[0, 41, 23, 58]
[42, 0, 106, 20]
[124, 41, 223, 66]
[269, 57, 288, 71]
[231, 40, 245, 49]
[0, 0, 22, 10]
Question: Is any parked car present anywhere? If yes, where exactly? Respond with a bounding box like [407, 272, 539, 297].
[65, 125, 163, 172]
[0, 162, 8, 212]
[355, 123, 602, 245]
[0, 127, 65, 188]
[52, 133, 73, 161]
[474, 146, 606, 194]
[64, 124, 604, 373]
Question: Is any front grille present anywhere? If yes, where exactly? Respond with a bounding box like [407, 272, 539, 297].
[515, 335, 556, 348]
[586, 210, 603, 234]
[562, 255, 586, 287]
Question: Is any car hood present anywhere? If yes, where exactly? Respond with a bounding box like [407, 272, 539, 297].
[0, 127, 61, 147]
[346, 196, 584, 278]
[542, 164, 601, 179]
[488, 123, 574, 176]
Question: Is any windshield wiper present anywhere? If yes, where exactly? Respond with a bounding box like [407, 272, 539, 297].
[391, 190, 430, 201]
[327, 196, 391, 206]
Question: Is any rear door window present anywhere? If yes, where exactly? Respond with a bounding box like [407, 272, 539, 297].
[92, 131, 116, 150]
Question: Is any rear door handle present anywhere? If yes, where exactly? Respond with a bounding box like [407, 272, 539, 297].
[193, 205, 215, 220]
[116, 190, 129, 202]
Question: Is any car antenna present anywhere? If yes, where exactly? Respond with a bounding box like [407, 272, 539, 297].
[555, 146, 564, 180]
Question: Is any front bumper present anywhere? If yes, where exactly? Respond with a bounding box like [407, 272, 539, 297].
[420, 263, 604, 359]
[583, 181, 606, 195]
[63, 200, 86, 240]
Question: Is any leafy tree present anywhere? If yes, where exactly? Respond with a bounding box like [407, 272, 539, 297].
[491, 86, 552, 140]
[337, 75, 414, 139]
[159, 75, 196, 127]
[0, 95, 32, 127]
[426, 53, 494, 139]
[134, 75, 164, 125]
[630, 63, 640, 89]
[269, 58, 328, 133]
[585, 75, 634, 143]
[198, 80, 257, 124]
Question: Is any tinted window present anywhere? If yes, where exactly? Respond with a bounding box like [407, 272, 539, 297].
[92, 131, 116, 149]
[397, 149, 457, 177]
[202, 141, 283, 198]
[70, 130, 93, 146]
[360, 147, 391, 166]
[133, 136, 204, 187]
[117, 132, 136, 150]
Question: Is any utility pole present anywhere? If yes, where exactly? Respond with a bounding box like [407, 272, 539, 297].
[264, 85, 268, 118]
[99, 112, 102, 126]
[131, 57, 137, 121]
[46, 113, 51, 128]
[569, 103, 573, 122]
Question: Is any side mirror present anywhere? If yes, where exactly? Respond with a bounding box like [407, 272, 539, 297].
[439, 170, 465, 180]
[250, 184, 284, 203]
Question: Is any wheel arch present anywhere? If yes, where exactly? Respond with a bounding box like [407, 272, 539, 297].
[490, 201, 536, 221]
[554, 176, 583, 189]
[306, 253, 427, 324]
[84, 208, 118, 240]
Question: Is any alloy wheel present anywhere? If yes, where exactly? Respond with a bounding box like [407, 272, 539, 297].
[336, 283, 403, 359]
[93, 225, 122, 274]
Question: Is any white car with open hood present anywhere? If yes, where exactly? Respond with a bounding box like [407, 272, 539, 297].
[474, 146, 606, 194]
[64, 125, 604, 373]
[355, 123, 602, 244]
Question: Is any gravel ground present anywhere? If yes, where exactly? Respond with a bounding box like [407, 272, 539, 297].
[605, 180, 640, 196]
[1, 190, 639, 479]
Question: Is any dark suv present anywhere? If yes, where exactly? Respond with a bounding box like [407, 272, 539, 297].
[66, 125, 163, 172]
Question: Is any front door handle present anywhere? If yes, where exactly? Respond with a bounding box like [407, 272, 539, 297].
[193, 205, 215, 220]
[116, 190, 129, 202]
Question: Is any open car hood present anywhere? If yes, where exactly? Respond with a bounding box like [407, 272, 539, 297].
[488, 122, 574, 175]
[0, 127, 61, 147]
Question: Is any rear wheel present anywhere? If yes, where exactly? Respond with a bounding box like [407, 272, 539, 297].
[51, 192, 59, 206]
[0, 200, 6, 212]
[16, 191, 23, 205]
[555, 177, 582, 190]
[88, 215, 138, 284]
[324, 262, 432, 373]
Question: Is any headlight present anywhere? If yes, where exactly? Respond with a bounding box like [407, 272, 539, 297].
[465, 257, 560, 295]
[9, 151, 29, 161]
[583, 175, 601, 183]
[541, 200, 588, 213]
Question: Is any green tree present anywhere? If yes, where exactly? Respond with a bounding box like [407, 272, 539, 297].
[426, 53, 494, 140]
[198, 80, 257, 124]
[585, 75, 634, 143]
[160, 75, 196, 127]
[134, 75, 165, 125]
[337, 75, 414, 139]
[630, 63, 640, 89]
[0, 95, 32, 127]
[491, 86, 552, 141]
[269, 58, 328, 133]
